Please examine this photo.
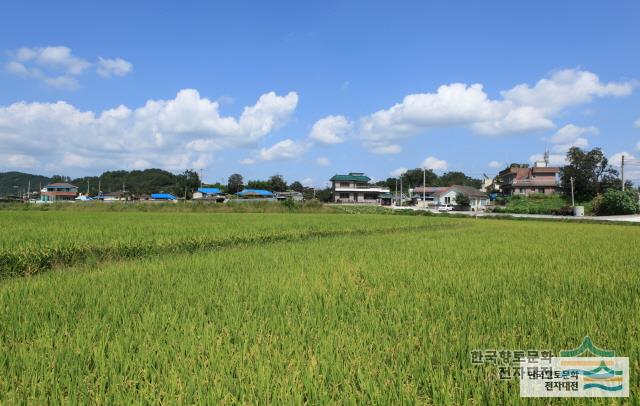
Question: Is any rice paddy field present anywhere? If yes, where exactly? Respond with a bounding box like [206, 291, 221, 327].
[0, 208, 639, 404]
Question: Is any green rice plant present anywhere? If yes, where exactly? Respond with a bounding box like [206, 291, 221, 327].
[0, 211, 464, 277]
[0, 212, 638, 404]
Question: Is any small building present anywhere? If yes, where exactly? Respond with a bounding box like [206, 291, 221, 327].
[412, 185, 490, 211]
[40, 183, 78, 202]
[275, 191, 303, 202]
[498, 162, 560, 196]
[192, 187, 226, 202]
[94, 191, 127, 201]
[150, 193, 177, 202]
[379, 193, 395, 206]
[235, 189, 275, 199]
[330, 172, 390, 204]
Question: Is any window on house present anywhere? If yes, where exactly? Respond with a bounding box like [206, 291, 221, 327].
[339, 193, 350, 199]
[340, 182, 350, 187]
[538, 188, 545, 193]
[444, 196, 451, 204]
[519, 188, 525, 194]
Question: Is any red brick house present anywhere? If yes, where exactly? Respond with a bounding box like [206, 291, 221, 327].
[498, 163, 560, 196]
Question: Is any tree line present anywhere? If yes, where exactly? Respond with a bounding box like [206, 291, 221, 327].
[375, 170, 483, 192]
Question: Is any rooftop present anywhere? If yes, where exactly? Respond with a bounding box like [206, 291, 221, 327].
[46, 183, 77, 189]
[197, 187, 222, 194]
[236, 189, 274, 197]
[330, 173, 371, 182]
[151, 193, 177, 200]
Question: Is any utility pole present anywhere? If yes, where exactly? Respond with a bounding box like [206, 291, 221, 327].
[87, 180, 90, 196]
[400, 174, 403, 207]
[621, 155, 625, 191]
[200, 168, 204, 187]
[27, 180, 30, 201]
[570, 176, 575, 207]
[98, 180, 101, 196]
[422, 167, 426, 207]
[395, 178, 398, 206]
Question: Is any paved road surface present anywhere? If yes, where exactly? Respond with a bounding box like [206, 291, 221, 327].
[390, 206, 640, 223]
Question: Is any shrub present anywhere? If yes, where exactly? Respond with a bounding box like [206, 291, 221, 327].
[592, 189, 640, 216]
[455, 192, 470, 210]
[493, 194, 567, 215]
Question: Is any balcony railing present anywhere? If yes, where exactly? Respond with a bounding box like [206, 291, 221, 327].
[334, 184, 390, 191]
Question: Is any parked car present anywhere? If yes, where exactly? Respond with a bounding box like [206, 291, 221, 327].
[437, 204, 453, 211]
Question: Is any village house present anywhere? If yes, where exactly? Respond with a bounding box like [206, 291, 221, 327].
[411, 185, 491, 211]
[192, 187, 226, 202]
[40, 183, 78, 202]
[330, 173, 390, 204]
[498, 161, 560, 196]
[275, 191, 304, 201]
[94, 191, 128, 201]
[150, 193, 177, 202]
[235, 189, 275, 200]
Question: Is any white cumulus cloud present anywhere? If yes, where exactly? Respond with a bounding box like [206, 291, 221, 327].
[488, 160, 503, 169]
[390, 167, 408, 177]
[357, 69, 634, 153]
[546, 124, 598, 153]
[97, 57, 133, 77]
[309, 115, 351, 144]
[610, 152, 640, 181]
[0, 89, 298, 174]
[258, 138, 309, 161]
[422, 156, 448, 171]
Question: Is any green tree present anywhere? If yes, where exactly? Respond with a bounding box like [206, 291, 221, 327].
[247, 180, 270, 190]
[437, 171, 482, 188]
[289, 181, 304, 192]
[227, 173, 244, 194]
[50, 175, 71, 183]
[268, 175, 287, 192]
[174, 170, 201, 199]
[403, 168, 439, 190]
[592, 189, 639, 215]
[455, 192, 471, 209]
[315, 187, 332, 202]
[560, 147, 618, 202]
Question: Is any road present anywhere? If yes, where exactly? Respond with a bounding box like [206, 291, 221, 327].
[390, 206, 640, 223]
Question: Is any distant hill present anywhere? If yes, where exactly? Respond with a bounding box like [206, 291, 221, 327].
[0, 169, 200, 198]
[0, 172, 51, 196]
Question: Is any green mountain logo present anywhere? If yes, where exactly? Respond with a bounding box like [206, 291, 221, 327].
[560, 336, 615, 357]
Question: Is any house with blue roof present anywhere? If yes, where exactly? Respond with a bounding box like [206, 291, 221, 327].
[235, 189, 275, 199]
[192, 187, 226, 202]
[150, 193, 177, 202]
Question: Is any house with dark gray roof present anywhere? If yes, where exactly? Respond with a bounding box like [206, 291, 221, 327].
[412, 185, 490, 211]
[330, 172, 390, 204]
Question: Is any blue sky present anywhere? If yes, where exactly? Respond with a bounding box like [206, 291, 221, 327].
[1, 0, 639, 186]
